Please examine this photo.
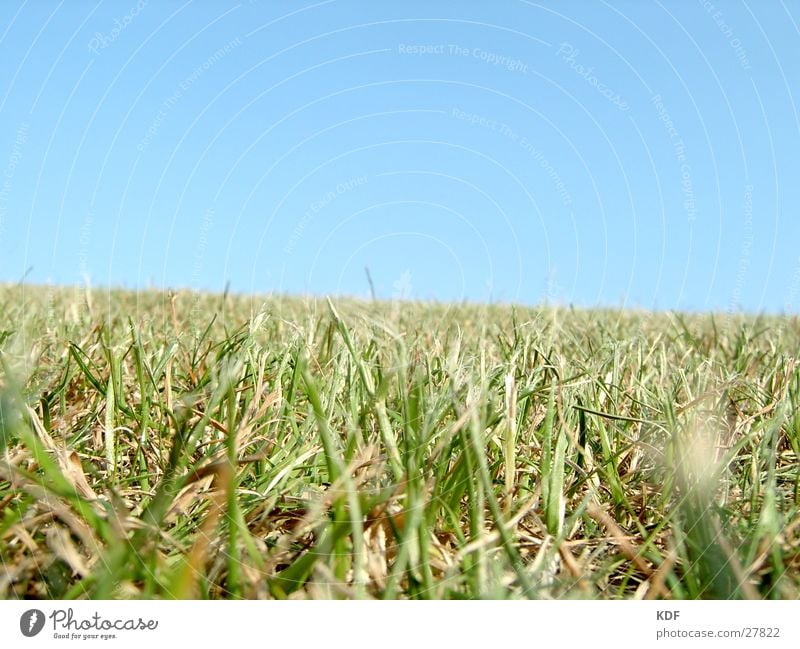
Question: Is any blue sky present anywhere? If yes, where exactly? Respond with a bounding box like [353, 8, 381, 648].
[0, 0, 798, 312]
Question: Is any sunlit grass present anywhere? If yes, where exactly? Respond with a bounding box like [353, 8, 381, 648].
[1, 284, 798, 599]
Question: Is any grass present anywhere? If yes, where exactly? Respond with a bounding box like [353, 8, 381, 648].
[0, 283, 799, 599]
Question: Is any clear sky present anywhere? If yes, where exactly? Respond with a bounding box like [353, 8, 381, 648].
[1, 0, 798, 312]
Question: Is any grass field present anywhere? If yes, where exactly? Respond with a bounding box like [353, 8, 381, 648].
[1, 284, 799, 599]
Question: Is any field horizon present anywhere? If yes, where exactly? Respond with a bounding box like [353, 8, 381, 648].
[1, 283, 798, 599]
[4, 280, 798, 319]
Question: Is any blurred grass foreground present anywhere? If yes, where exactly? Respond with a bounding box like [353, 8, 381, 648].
[1, 284, 798, 599]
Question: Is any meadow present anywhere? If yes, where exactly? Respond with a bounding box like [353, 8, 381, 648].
[1, 284, 798, 599]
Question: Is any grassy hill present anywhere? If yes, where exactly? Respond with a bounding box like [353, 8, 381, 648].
[1, 284, 798, 599]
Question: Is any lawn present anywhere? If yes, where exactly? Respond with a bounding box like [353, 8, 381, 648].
[1, 284, 798, 599]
